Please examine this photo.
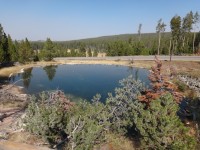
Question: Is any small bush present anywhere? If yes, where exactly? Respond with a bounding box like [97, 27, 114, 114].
[23, 73, 197, 149]
[106, 75, 145, 134]
[133, 94, 197, 149]
[23, 91, 73, 145]
[24, 92, 110, 149]
[175, 79, 187, 92]
[64, 98, 109, 150]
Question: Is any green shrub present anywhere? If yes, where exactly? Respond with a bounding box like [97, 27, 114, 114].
[133, 94, 197, 149]
[106, 75, 145, 134]
[23, 76, 197, 149]
[23, 91, 72, 145]
[24, 92, 110, 149]
[64, 98, 110, 150]
[175, 80, 187, 92]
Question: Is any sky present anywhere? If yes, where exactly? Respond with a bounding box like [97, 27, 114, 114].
[0, 0, 200, 41]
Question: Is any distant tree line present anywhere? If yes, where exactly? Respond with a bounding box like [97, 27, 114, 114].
[107, 11, 200, 56]
[1, 11, 200, 64]
[0, 24, 97, 64]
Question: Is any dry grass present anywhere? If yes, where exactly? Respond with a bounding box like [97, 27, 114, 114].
[94, 133, 136, 150]
[162, 61, 200, 78]
[0, 140, 50, 150]
[0, 84, 27, 111]
[0, 61, 60, 77]
[0, 99, 26, 111]
[8, 132, 46, 146]
[56, 59, 154, 69]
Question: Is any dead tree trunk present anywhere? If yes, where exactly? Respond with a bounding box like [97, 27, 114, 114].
[158, 32, 161, 55]
[193, 32, 196, 54]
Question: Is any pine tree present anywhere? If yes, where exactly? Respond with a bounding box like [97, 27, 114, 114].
[0, 44, 3, 63]
[44, 38, 54, 51]
[65, 100, 109, 150]
[0, 24, 11, 63]
[106, 76, 145, 134]
[18, 38, 33, 63]
[0, 24, 3, 42]
[1, 33, 9, 62]
[139, 56, 183, 106]
[133, 94, 196, 149]
[93, 50, 98, 57]
[88, 48, 92, 57]
[170, 15, 182, 56]
[181, 11, 193, 52]
[8, 34, 18, 62]
[41, 38, 54, 61]
[156, 18, 166, 55]
[193, 11, 200, 54]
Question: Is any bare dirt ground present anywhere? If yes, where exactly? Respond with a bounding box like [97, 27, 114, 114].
[0, 141, 51, 150]
[0, 84, 52, 150]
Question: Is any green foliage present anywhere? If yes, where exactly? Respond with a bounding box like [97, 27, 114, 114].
[39, 49, 53, 61]
[0, 23, 38, 63]
[18, 38, 33, 63]
[64, 98, 109, 150]
[107, 41, 133, 56]
[106, 76, 145, 134]
[0, 24, 5, 62]
[1, 10, 200, 64]
[156, 18, 166, 55]
[0, 30, 10, 63]
[23, 75, 198, 149]
[133, 94, 196, 149]
[182, 11, 193, 33]
[23, 92, 69, 145]
[175, 80, 187, 92]
[189, 98, 200, 142]
[93, 50, 98, 57]
[79, 43, 86, 57]
[0, 45, 4, 62]
[39, 38, 54, 61]
[44, 38, 54, 51]
[8, 34, 18, 62]
[106, 40, 152, 56]
[170, 15, 182, 54]
[88, 48, 92, 57]
[24, 92, 109, 149]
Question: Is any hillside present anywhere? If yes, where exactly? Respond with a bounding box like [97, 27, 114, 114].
[58, 32, 171, 43]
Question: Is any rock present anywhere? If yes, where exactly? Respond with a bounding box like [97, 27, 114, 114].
[0, 114, 7, 122]
[0, 131, 9, 140]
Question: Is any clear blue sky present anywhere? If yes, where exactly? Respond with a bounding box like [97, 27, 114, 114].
[0, 0, 199, 41]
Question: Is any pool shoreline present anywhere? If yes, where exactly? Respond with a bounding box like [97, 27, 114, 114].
[8, 63, 150, 102]
[1, 59, 152, 95]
